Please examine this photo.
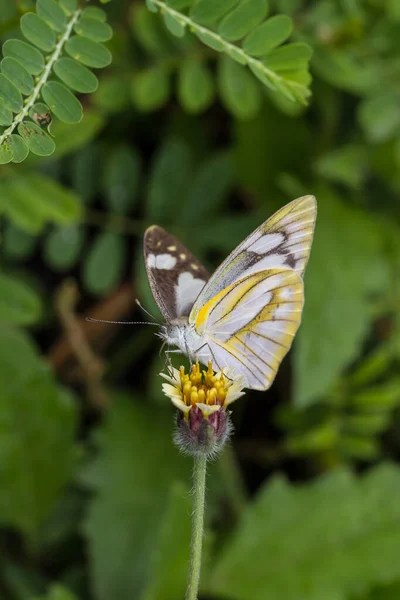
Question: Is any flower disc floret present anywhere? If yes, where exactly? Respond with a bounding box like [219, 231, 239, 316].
[161, 359, 247, 457]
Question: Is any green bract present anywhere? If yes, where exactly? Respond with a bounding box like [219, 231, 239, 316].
[0, 0, 113, 162]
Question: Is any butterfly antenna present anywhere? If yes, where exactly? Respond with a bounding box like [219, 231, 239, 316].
[135, 299, 160, 323]
[85, 317, 160, 326]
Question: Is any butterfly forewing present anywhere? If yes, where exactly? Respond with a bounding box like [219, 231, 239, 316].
[189, 195, 316, 322]
[144, 226, 209, 320]
[194, 269, 304, 390]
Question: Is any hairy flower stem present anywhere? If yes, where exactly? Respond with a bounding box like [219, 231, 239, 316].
[186, 454, 207, 600]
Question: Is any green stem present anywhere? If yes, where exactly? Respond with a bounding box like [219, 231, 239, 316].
[186, 454, 207, 600]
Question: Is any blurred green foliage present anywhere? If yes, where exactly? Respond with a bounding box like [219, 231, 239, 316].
[1, 0, 400, 599]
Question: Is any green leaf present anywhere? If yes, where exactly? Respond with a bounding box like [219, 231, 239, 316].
[22, 172, 82, 224]
[163, 11, 186, 37]
[139, 482, 192, 600]
[181, 152, 233, 226]
[147, 137, 193, 221]
[218, 56, 262, 119]
[178, 59, 215, 113]
[74, 16, 113, 42]
[2, 39, 45, 75]
[1, 172, 81, 230]
[103, 144, 141, 214]
[0, 351, 77, 540]
[37, 0, 67, 32]
[21, 13, 56, 52]
[209, 465, 400, 600]
[43, 225, 84, 271]
[82, 232, 125, 295]
[0, 178, 47, 231]
[218, 0, 269, 41]
[0, 144, 13, 164]
[190, 0, 239, 26]
[132, 67, 170, 112]
[263, 42, 313, 71]
[358, 94, 400, 143]
[7, 134, 29, 163]
[243, 15, 293, 56]
[3, 222, 37, 259]
[294, 188, 389, 406]
[59, 0, 77, 15]
[0, 273, 41, 325]
[42, 81, 83, 124]
[65, 36, 112, 68]
[53, 57, 98, 93]
[1, 57, 33, 95]
[18, 121, 56, 156]
[195, 29, 224, 51]
[83, 397, 189, 600]
[82, 6, 107, 21]
[0, 327, 42, 394]
[0, 73, 23, 112]
[0, 97, 13, 125]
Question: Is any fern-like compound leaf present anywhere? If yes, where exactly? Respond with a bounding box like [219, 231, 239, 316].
[148, 0, 312, 106]
[0, 0, 113, 163]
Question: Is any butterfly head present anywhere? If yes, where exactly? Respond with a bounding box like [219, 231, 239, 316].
[157, 317, 200, 364]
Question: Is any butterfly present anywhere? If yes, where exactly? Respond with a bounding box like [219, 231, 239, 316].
[144, 195, 317, 390]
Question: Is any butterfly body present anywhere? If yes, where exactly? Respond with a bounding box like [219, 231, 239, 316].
[145, 196, 317, 391]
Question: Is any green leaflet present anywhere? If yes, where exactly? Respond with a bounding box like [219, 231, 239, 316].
[0, 73, 23, 112]
[2, 39, 45, 75]
[178, 59, 215, 113]
[65, 36, 112, 68]
[20, 12, 56, 52]
[82, 232, 126, 296]
[18, 121, 55, 156]
[218, 55, 262, 119]
[6, 134, 29, 162]
[53, 57, 98, 93]
[0, 97, 13, 125]
[1, 57, 33, 95]
[37, 0, 67, 32]
[44, 225, 85, 271]
[218, 0, 269, 41]
[103, 144, 142, 214]
[42, 81, 83, 123]
[243, 14, 293, 56]
[132, 67, 170, 111]
[74, 16, 113, 42]
[190, 0, 240, 25]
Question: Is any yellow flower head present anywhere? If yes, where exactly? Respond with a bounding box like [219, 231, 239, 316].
[161, 359, 247, 457]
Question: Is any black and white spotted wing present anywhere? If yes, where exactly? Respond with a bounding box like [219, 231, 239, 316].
[144, 226, 209, 320]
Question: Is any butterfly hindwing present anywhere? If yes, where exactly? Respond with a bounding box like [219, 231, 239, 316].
[190, 195, 316, 322]
[194, 269, 304, 390]
[144, 226, 209, 320]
